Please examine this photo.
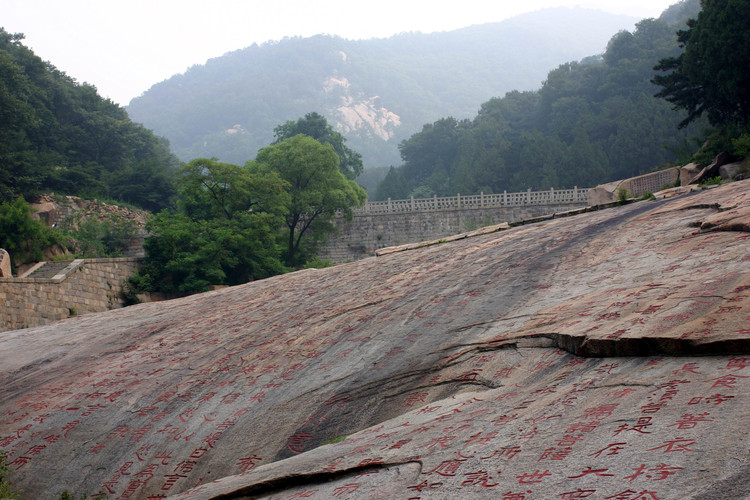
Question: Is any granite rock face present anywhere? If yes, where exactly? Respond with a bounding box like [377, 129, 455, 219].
[29, 194, 150, 229]
[1, 181, 750, 500]
[0, 249, 11, 277]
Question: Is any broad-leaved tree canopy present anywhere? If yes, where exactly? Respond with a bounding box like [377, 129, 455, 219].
[252, 135, 366, 266]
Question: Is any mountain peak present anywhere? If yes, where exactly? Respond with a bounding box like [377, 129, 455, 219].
[126, 8, 641, 167]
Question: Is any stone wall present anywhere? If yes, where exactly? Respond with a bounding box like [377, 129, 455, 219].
[588, 167, 682, 205]
[318, 202, 587, 263]
[0, 257, 140, 332]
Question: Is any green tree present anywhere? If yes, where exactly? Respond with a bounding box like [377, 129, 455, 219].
[0, 28, 178, 209]
[133, 159, 289, 295]
[0, 32, 45, 199]
[176, 158, 288, 221]
[135, 212, 286, 295]
[106, 158, 176, 212]
[273, 112, 364, 179]
[653, 0, 750, 130]
[398, 117, 471, 195]
[60, 213, 138, 258]
[373, 166, 408, 200]
[253, 135, 366, 267]
[375, 5, 705, 197]
[0, 196, 60, 269]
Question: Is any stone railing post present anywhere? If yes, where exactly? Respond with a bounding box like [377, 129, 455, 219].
[410, 196, 414, 211]
[574, 186, 578, 201]
[457, 193, 461, 209]
[480, 192, 484, 208]
[550, 187, 554, 203]
[433, 194, 438, 210]
[388, 198, 392, 212]
[527, 188, 531, 205]
[503, 190, 507, 206]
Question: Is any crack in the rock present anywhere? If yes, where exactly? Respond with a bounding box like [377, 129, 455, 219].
[680, 202, 750, 234]
[290, 372, 366, 401]
[681, 203, 722, 211]
[593, 382, 655, 389]
[210, 460, 423, 499]
[700, 222, 750, 234]
[381, 377, 502, 401]
[435, 338, 523, 355]
[675, 294, 727, 300]
[321, 298, 390, 322]
[443, 319, 496, 334]
[553, 332, 750, 357]
[445, 331, 750, 358]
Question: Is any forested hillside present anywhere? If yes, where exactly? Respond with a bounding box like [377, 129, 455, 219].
[0, 29, 179, 211]
[374, 0, 706, 199]
[126, 8, 639, 167]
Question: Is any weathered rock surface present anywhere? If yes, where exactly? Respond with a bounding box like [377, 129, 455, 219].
[679, 163, 702, 186]
[2, 181, 750, 500]
[587, 168, 681, 205]
[719, 162, 746, 181]
[29, 194, 150, 229]
[0, 248, 11, 278]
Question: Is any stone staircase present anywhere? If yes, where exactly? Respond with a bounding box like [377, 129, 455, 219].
[22, 260, 76, 279]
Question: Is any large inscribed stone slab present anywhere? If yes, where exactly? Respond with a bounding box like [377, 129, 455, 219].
[1, 180, 749, 499]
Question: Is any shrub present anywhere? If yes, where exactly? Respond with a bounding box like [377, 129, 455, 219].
[60, 213, 139, 258]
[616, 187, 630, 204]
[0, 451, 20, 499]
[0, 196, 61, 269]
[732, 133, 750, 158]
[699, 176, 724, 187]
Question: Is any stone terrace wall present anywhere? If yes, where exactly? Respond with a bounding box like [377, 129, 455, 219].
[588, 167, 682, 206]
[0, 258, 140, 332]
[355, 187, 588, 214]
[318, 202, 587, 263]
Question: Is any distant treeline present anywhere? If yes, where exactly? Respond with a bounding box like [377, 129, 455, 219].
[373, 0, 706, 200]
[126, 8, 644, 168]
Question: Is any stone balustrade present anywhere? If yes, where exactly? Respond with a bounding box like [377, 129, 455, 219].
[356, 187, 588, 215]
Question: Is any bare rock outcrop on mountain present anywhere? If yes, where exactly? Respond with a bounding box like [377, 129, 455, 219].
[1, 181, 750, 499]
[324, 73, 401, 141]
[29, 194, 150, 229]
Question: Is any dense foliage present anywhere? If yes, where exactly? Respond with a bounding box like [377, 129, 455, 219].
[59, 213, 139, 259]
[273, 112, 364, 180]
[0, 28, 179, 211]
[374, 1, 706, 199]
[130, 134, 367, 295]
[653, 0, 750, 131]
[130, 159, 290, 295]
[126, 9, 641, 167]
[252, 135, 367, 267]
[0, 197, 61, 269]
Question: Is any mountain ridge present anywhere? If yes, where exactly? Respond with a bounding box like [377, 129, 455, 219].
[126, 7, 640, 167]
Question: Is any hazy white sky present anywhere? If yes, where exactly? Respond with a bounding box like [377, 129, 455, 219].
[4, 0, 678, 106]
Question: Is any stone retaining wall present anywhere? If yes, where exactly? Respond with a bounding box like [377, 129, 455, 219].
[0, 257, 140, 332]
[588, 167, 682, 205]
[318, 202, 587, 263]
[356, 187, 589, 214]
